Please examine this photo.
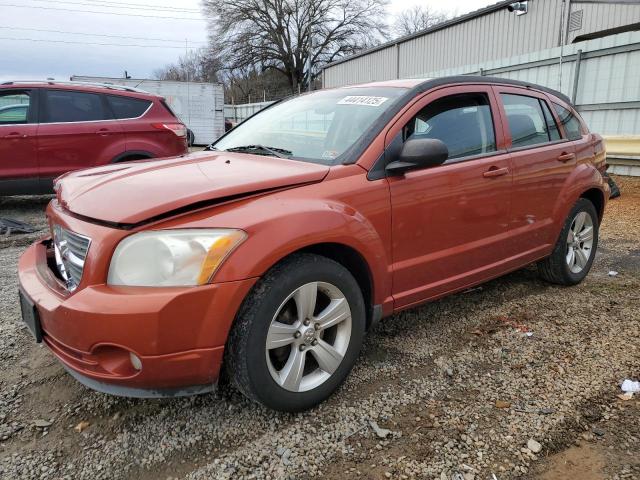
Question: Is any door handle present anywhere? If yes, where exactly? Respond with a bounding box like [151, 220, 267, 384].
[3, 132, 27, 139]
[483, 166, 509, 178]
[96, 128, 111, 136]
[557, 152, 576, 162]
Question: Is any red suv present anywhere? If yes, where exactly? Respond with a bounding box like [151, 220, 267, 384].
[18, 77, 608, 412]
[0, 81, 188, 195]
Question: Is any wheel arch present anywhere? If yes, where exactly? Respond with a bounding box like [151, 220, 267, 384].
[111, 150, 155, 163]
[296, 243, 377, 331]
[580, 187, 605, 223]
[551, 163, 607, 242]
[236, 242, 378, 332]
[200, 194, 393, 322]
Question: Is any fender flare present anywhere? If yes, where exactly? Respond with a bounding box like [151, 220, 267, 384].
[550, 164, 606, 241]
[206, 197, 392, 308]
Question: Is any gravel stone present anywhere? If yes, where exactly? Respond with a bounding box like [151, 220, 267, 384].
[527, 439, 542, 454]
[1, 178, 639, 480]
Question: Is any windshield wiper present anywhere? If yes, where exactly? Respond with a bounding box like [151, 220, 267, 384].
[224, 145, 292, 159]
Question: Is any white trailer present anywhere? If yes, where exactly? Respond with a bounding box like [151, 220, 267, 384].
[71, 75, 225, 145]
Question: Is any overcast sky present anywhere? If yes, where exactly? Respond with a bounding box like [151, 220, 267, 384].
[0, 0, 495, 81]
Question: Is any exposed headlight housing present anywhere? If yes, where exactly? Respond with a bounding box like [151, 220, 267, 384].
[107, 229, 246, 287]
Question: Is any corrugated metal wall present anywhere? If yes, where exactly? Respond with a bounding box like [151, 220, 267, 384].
[323, 46, 398, 88]
[568, 2, 640, 43]
[413, 31, 640, 137]
[399, 0, 563, 77]
[323, 0, 640, 88]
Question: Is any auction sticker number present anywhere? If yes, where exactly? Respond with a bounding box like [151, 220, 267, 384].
[337, 96, 389, 107]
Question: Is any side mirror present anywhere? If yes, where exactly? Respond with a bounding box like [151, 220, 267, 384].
[385, 138, 448, 175]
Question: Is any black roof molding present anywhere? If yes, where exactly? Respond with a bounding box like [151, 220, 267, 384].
[411, 75, 572, 105]
[324, 0, 526, 69]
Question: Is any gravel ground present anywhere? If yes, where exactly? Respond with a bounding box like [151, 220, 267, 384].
[0, 176, 639, 480]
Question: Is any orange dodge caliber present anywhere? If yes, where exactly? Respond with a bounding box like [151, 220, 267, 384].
[18, 77, 609, 411]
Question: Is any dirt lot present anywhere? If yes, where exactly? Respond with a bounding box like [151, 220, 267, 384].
[0, 176, 638, 480]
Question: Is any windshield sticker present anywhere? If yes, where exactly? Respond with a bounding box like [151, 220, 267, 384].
[322, 150, 339, 159]
[337, 96, 389, 107]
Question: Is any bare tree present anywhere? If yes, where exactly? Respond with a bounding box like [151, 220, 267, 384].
[202, 0, 389, 93]
[154, 49, 222, 83]
[393, 5, 450, 37]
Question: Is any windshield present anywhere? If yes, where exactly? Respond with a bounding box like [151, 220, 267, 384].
[213, 87, 407, 165]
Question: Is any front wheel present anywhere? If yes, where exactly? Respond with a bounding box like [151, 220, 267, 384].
[225, 253, 366, 412]
[538, 198, 599, 285]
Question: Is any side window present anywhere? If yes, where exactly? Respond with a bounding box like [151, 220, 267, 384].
[540, 100, 561, 141]
[405, 93, 496, 160]
[552, 103, 583, 140]
[501, 93, 555, 147]
[0, 91, 30, 124]
[43, 90, 109, 123]
[106, 95, 152, 119]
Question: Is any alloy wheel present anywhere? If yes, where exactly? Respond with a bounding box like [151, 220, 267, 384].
[265, 281, 352, 392]
[566, 211, 594, 273]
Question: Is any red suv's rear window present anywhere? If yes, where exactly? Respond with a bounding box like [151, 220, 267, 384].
[106, 95, 152, 119]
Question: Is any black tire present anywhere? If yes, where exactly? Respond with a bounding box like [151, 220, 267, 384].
[537, 198, 599, 285]
[225, 253, 366, 412]
[187, 129, 195, 147]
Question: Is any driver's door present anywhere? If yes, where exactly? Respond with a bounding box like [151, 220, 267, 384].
[387, 85, 514, 309]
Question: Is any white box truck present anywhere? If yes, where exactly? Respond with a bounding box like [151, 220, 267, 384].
[71, 75, 224, 145]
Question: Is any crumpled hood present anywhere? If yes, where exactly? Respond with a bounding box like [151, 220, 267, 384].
[56, 151, 330, 225]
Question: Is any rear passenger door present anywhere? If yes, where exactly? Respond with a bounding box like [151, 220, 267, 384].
[387, 86, 514, 308]
[551, 102, 595, 171]
[37, 89, 125, 187]
[492, 86, 575, 259]
[104, 94, 153, 153]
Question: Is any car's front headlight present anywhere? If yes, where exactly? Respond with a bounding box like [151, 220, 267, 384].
[107, 229, 246, 287]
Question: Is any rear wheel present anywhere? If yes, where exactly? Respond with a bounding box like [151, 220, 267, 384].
[225, 253, 365, 412]
[538, 198, 599, 285]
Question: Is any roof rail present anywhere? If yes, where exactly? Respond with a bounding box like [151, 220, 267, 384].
[0, 80, 150, 94]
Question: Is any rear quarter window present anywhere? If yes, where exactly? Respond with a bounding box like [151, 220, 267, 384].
[107, 95, 152, 119]
[552, 103, 584, 140]
[500, 93, 552, 148]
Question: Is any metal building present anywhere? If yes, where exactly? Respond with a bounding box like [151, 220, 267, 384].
[322, 0, 640, 175]
[322, 0, 640, 87]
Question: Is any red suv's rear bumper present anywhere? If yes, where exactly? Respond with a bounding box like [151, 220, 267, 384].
[18, 240, 255, 397]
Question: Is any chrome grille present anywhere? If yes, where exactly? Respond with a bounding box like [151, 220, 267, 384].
[52, 225, 91, 291]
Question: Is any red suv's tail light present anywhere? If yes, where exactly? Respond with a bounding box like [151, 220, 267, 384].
[151, 122, 187, 138]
